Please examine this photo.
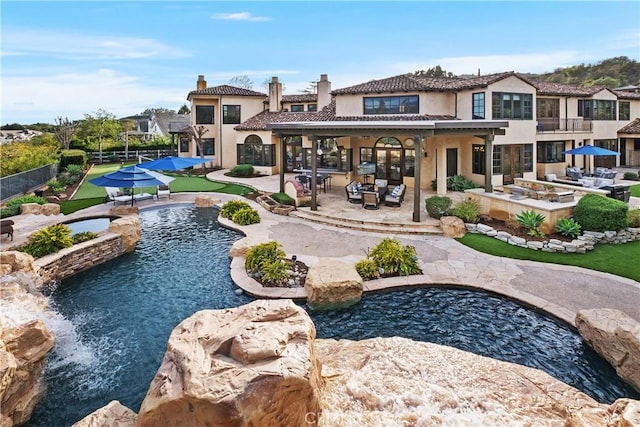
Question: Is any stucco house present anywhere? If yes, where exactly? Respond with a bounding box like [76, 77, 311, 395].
[184, 71, 640, 199]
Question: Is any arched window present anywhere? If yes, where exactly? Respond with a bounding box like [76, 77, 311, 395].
[237, 134, 275, 166]
[375, 137, 401, 148]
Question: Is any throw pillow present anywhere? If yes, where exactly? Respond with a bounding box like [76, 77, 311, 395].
[391, 186, 400, 197]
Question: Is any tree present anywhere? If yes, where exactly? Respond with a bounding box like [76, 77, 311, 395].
[54, 116, 77, 150]
[186, 125, 210, 172]
[228, 75, 254, 89]
[80, 109, 121, 160]
[262, 77, 286, 93]
[410, 65, 455, 78]
[177, 104, 190, 114]
[140, 107, 175, 116]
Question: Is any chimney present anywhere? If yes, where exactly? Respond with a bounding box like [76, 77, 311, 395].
[197, 75, 207, 90]
[317, 74, 331, 109]
[268, 76, 282, 112]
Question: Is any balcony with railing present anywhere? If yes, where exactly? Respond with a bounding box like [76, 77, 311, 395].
[536, 118, 593, 133]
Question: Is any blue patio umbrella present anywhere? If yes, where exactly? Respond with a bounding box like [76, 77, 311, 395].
[137, 156, 209, 171]
[563, 145, 619, 175]
[90, 166, 174, 206]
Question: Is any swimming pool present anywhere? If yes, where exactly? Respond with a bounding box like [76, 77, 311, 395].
[25, 205, 639, 426]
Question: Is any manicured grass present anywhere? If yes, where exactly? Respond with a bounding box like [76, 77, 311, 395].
[630, 184, 640, 198]
[457, 233, 640, 282]
[60, 197, 105, 215]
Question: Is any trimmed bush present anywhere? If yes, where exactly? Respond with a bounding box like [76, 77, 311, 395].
[627, 209, 640, 228]
[219, 199, 251, 219]
[231, 207, 260, 225]
[425, 196, 452, 219]
[452, 199, 480, 223]
[573, 194, 628, 232]
[230, 164, 254, 177]
[21, 224, 73, 258]
[59, 149, 88, 169]
[623, 172, 639, 181]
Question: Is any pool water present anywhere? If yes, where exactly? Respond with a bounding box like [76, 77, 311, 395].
[63, 217, 114, 234]
[26, 206, 638, 426]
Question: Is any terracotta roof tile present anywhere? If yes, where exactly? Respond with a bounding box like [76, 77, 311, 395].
[614, 90, 640, 100]
[235, 100, 336, 131]
[187, 85, 266, 99]
[618, 118, 640, 134]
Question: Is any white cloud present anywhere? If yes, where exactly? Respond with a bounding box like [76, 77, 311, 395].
[212, 12, 270, 22]
[1, 69, 186, 124]
[1, 27, 190, 60]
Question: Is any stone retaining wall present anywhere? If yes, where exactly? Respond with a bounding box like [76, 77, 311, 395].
[34, 233, 125, 285]
[465, 223, 640, 253]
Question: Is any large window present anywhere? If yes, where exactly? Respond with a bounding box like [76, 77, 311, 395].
[195, 106, 214, 124]
[491, 92, 533, 119]
[223, 105, 241, 124]
[472, 145, 486, 174]
[196, 138, 215, 156]
[537, 141, 566, 163]
[363, 95, 419, 115]
[179, 137, 190, 153]
[290, 104, 304, 112]
[472, 92, 485, 119]
[578, 100, 616, 120]
[360, 147, 374, 164]
[301, 139, 352, 172]
[237, 134, 274, 166]
[619, 101, 630, 120]
[308, 104, 317, 112]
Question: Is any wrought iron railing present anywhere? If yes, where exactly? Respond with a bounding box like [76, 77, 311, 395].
[536, 118, 593, 133]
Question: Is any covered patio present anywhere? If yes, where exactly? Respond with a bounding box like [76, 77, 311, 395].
[268, 120, 508, 222]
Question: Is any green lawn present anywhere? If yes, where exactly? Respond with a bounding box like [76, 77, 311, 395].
[61, 164, 254, 214]
[457, 233, 640, 282]
[630, 183, 640, 198]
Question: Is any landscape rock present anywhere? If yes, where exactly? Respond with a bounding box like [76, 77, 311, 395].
[194, 195, 219, 207]
[71, 400, 137, 427]
[109, 206, 138, 216]
[137, 299, 322, 427]
[108, 216, 141, 253]
[40, 203, 61, 216]
[575, 309, 640, 392]
[439, 216, 466, 238]
[305, 260, 363, 310]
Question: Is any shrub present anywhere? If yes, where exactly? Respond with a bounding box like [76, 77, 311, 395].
[623, 172, 639, 181]
[245, 241, 286, 273]
[369, 237, 421, 276]
[452, 199, 480, 223]
[627, 208, 640, 227]
[59, 149, 87, 169]
[516, 209, 546, 237]
[72, 231, 98, 244]
[1, 195, 47, 218]
[219, 200, 252, 219]
[21, 224, 73, 258]
[259, 259, 289, 285]
[230, 164, 254, 177]
[231, 207, 260, 225]
[355, 258, 379, 280]
[554, 218, 582, 238]
[432, 175, 480, 191]
[425, 196, 452, 219]
[47, 179, 66, 195]
[573, 194, 628, 232]
[271, 192, 295, 206]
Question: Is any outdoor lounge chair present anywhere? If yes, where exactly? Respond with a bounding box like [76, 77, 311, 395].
[384, 184, 406, 207]
[156, 185, 171, 200]
[345, 181, 363, 204]
[1, 219, 14, 241]
[362, 191, 380, 209]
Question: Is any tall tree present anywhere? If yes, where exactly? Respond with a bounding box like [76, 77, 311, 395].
[177, 104, 190, 114]
[228, 75, 254, 89]
[187, 125, 210, 172]
[54, 116, 77, 150]
[81, 109, 121, 160]
[410, 65, 455, 78]
[140, 107, 175, 116]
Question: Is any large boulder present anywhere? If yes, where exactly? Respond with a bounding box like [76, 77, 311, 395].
[108, 216, 141, 253]
[575, 309, 640, 392]
[0, 320, 54, 426]
[194, 196, 219, 208]
[0, 252, 40, 286]
[304, 260, 363, 310]
[71, 400, 137, 427]
[137, 299, 322, 427]
[440, 216, 467, 238]
[315, 336, 634, 426]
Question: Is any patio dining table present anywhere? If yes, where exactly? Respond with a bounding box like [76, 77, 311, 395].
[298, 173, 332, 193]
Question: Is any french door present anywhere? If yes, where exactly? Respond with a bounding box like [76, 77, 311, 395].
[502, 145, 523, 185]
[375, 148, 402, 185]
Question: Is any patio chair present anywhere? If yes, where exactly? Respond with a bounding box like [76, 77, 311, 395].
[156, 185, 171, 200]
[362, 191, 380, 210]
[345, 181, 363, 204]
[1, 219, 14, 241]
[566, 167, 583, 181]
[374, 179, 388, 195]
[384, 184, 406, 207]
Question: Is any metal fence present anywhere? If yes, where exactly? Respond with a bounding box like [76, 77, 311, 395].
[0, 163, 58, 202]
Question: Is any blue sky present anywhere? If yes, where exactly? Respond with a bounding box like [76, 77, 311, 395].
[2, 1, 639, 125]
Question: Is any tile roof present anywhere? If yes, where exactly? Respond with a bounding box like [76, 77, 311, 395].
[331, 72, 521, 95]
[187, 85, 266, 99]
[523, 79, 598, 96]
[263, 94, 318, 104]
[614, 90, 640, 100]
[618, 118, 640, 134]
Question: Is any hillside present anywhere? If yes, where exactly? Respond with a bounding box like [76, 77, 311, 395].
[528, 56, 640, 89]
